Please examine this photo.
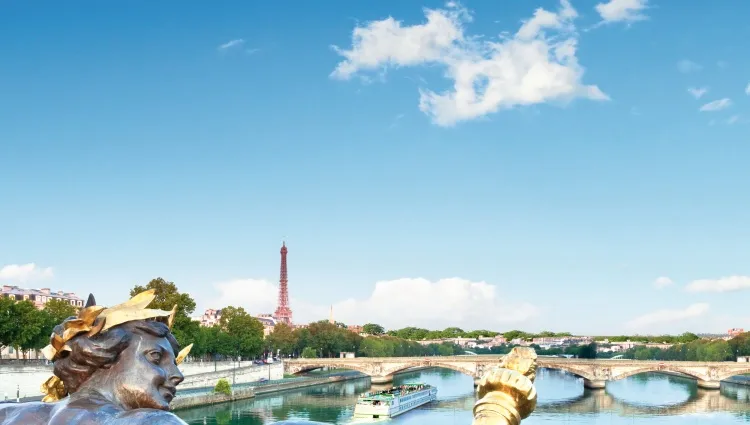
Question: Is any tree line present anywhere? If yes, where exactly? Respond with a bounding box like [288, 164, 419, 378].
[0, 278, 463, 361]
[9, 278, 728, 362]
[384, 327, 575, 341]
[383, 327, 717, 346]
[470, 342, 598, 358]
[266, 320, 464, 358]
[615, 333, 750, 362]
[0, 297, 78, 359]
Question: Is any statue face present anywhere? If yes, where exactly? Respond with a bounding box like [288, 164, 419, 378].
[108, 332, 184, 410]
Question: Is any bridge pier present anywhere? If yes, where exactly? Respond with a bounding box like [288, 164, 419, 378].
[583, 379, 606, 390]
[696, 380, 720, 390]
[371, 375, 393, 385]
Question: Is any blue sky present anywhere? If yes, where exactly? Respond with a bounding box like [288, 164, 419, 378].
[1, 0, 749, 335]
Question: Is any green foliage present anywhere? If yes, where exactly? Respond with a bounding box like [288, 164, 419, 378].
[729, 333, 750, 358]
[43, 298, 78, 323]
[0, 298, 79, 358]
[619, 338, 734, 361]
[362, 323, 385, 335]
[130, 278, 199, 349]
[301, 347, 318, 358]
[0, 296, 17, 354]
[304, 320, 362, 358]
[214, 378, 232, 396]
[266, 322, 297, 356]
[592, 332, 701, 344]
[219, 306, 265, 359]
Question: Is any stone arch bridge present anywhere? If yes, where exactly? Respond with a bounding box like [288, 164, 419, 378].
[284, 356, 750, 389]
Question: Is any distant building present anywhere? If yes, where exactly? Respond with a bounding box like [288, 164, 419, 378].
[193, 309, 278, 337]
[1, 285, 83, 310]
[489, 336, 507, 346]
[728, 328, 745, 337]
[255, 315, 277, 337]
[193, 308, 222, 327]
[1, 285, 83, 359]
[340, 352, 356, 358]
[347, 325, 363, 334]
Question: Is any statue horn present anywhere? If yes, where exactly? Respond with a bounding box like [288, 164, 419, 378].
[85, 294, 97, 308]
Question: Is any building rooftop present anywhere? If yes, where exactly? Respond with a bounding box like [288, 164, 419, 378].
[1, 285, 81, 300]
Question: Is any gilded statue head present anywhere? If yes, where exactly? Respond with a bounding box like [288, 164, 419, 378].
[0, 290, 194, 425]
[52, 319, 184, 409]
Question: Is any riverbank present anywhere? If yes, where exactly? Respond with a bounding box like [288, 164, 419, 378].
[724, 376, 750, 386]
[171, 372, 368, 411]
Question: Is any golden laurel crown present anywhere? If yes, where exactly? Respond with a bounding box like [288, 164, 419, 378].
[40, 289, 193, 402]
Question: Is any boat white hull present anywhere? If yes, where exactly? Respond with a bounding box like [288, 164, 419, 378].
[353, 388, 437, 418]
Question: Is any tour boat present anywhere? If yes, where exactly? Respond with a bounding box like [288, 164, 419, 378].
[353, 383, 437, 419]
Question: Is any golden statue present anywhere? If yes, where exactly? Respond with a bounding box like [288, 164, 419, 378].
[472, 347, 538, 425]
[0, 289, 193, 425]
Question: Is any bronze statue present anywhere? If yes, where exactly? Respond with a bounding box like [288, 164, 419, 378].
[472, 347, 538, 425]
[0, 290, 192, 425]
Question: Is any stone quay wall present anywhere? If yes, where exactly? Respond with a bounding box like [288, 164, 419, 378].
[180, 363, 284, 390]
[171, 373, 368, 413]
[0, 360, 274, 399]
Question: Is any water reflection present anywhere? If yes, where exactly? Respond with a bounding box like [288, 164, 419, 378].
[177, 367, 750, 424]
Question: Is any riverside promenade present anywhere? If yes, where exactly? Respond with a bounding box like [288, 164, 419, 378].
[170, 371, 366, 410]
[0, 360, 284, 400]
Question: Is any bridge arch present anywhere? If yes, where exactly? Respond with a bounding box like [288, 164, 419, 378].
[538, 365, 596, 381]
[612, 366, 706, 381]
[716, 367, 750, 381]
[286, 362, 377, 377]
[382, 362, 478, 379]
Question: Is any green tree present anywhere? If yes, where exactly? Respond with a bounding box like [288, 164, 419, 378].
[503, 330, 533, 341]
[729, 333, 750, 358]
[577, 343, 597, 359]
[301, 347, 318, 358]
[441, 327, 465, 338]
[130, 278, 198, 347]
[362, 323, 385, 335]
[676, 332, 700, 344]
[266, 322, 298, 356]
[0, 297, 16, 358]
[218, 306, 264, 359]
[214, 378, 232, 396]
[293, 327, 312, 357]
[43, 298, 78, 323]
[308, 320, 348, 358]
[10, 301, 47, 358]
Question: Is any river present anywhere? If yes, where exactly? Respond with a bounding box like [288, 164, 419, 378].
[175, 368, 750, 424]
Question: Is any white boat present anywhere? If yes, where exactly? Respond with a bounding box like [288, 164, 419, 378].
[353, 383, 437, 419]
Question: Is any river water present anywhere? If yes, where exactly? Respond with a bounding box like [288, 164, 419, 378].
[175, 368, 750, 424]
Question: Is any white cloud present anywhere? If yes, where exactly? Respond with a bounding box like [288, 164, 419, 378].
[206, 277, 538, 330]
[218, 39, 245, 50]
[687, 87, 708, 99]
[745, 83, 750, 95]
[653, 276, 673, 289]
[626, 303, 709, 329]
[330, 0, 608, 126]
[686, 276, 750, 293]
[677, 60, 701, 74]
[0, 263, 54, 283]
[595, 0, 648, 23]
[699, 98, 732, 112]
[727, 115, 739, 125]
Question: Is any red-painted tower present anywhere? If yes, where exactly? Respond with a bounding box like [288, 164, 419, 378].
[273, 241, 293, 325]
